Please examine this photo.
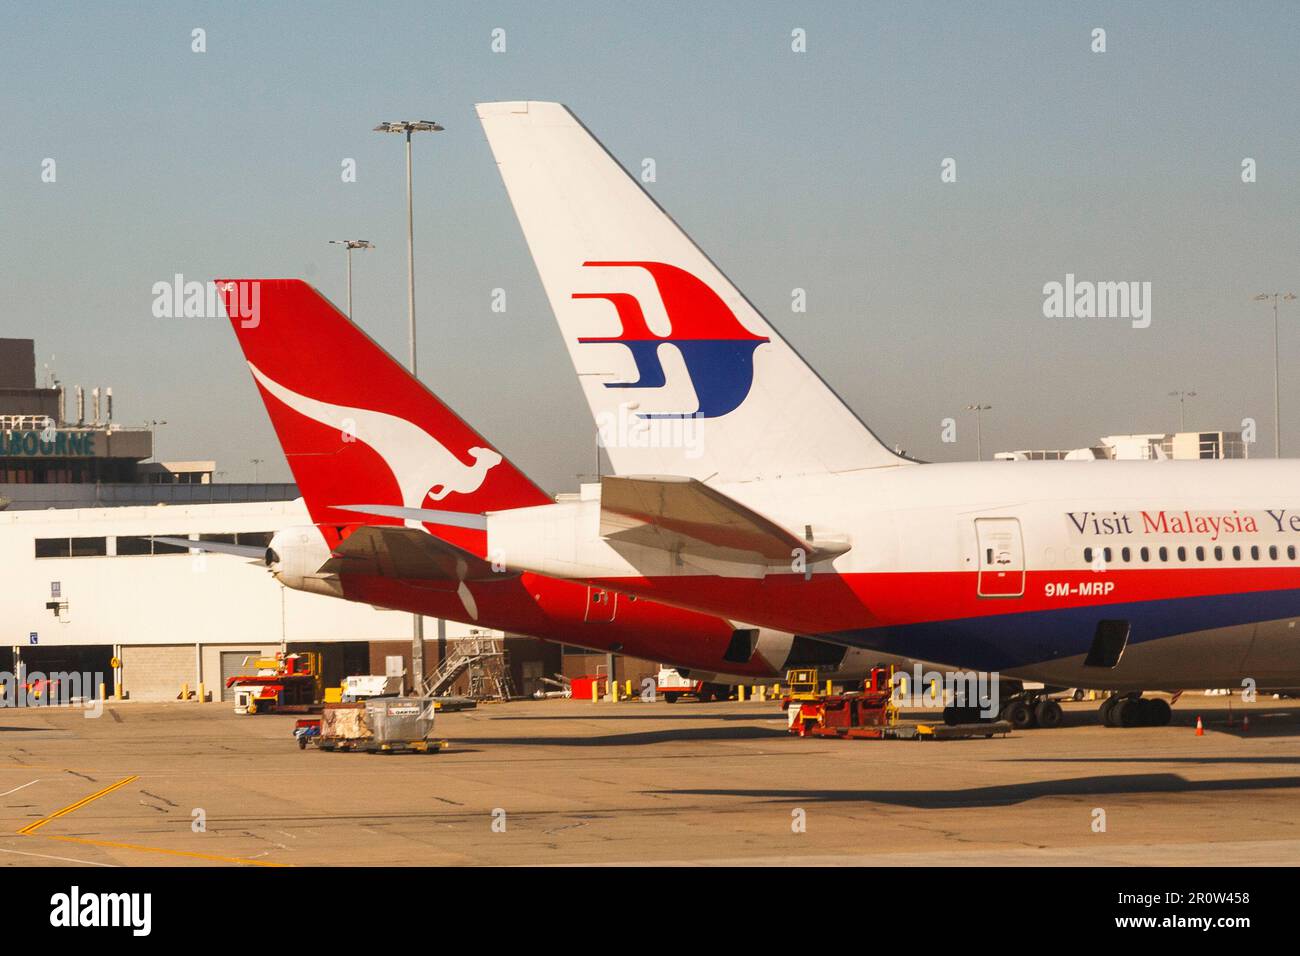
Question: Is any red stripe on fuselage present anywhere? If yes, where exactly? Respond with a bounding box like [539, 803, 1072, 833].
[586, 567, 1300, 635]
[337, 571, 782, 678]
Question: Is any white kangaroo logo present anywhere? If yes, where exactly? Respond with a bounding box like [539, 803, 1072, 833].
[247, 363, 501, 512]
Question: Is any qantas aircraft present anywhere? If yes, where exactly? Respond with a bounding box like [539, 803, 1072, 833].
[335, 99, 1300, 730]
[206, 278, 899, 696]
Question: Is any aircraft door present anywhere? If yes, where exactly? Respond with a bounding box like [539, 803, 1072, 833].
[975, 518, 1025, 597]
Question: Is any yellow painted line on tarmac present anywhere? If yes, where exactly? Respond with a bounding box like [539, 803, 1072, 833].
[42, 835, 288, 867]
[18, 775, 138, 835]
[16, 773, 289, 866]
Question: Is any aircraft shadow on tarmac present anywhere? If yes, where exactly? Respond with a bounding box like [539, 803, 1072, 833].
[484, 711, 777, 723]
[1161, 707, 1300, 737]
[659, 773, 1300, 809]
[1005, 755, 1300, 765]
[451, 726, 787, 747]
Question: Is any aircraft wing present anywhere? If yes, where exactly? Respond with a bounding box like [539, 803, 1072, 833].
[599, 475, 850, 569]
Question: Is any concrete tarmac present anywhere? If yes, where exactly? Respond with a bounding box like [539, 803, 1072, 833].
[1, 694, 1297, 866]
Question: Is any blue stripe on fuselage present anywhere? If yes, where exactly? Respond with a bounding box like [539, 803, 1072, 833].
[819, 587, 1300, 671]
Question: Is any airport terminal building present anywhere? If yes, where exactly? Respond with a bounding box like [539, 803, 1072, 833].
[0, 499, 423, 701]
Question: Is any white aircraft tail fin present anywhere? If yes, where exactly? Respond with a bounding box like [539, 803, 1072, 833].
[477, 101, 909, 483]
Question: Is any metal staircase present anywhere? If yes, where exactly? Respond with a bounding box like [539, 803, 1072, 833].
[421, 634, 515, 701]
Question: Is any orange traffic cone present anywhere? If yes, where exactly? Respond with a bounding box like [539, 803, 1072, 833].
[1195, 715, 1204, 736]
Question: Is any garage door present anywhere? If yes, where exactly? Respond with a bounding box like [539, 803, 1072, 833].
[220, 651, 261, 702]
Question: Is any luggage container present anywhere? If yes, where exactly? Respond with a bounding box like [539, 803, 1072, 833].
[299, 697, 447, 754]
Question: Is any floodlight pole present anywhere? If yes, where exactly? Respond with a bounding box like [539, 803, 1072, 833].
[375, 120, 444, 694]
[965, 404, 992, 461]
[1255, 292, 1297, 458]
[329, 240, 373, 319]
[1168, 390, 1196, 433]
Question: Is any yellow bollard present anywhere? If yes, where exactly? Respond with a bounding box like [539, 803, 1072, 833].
[625, 679, 632, 696]
[181, 682, 189, 701]
[592, 680, 599, 703]
[99, 682, 106, 702]
[198, 682, 206, 703]
[611, 681, 619, 702]
[114, 680, 122, 701]
[757, 685, 766, 703]
[738, 684, 746, 702]
[825, 679, 832, 696]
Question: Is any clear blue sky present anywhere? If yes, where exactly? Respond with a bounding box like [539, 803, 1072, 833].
[4, 1, 1299, 484]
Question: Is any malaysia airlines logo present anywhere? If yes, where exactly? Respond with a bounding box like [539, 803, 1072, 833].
[572, 261, 769, 418]
[246, 363, 501, 510]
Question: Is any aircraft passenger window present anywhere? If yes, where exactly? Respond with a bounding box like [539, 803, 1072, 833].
[1251, 546, 1260, 560]
[985, 548, 993, 565]
[1178, 546, 1187, 561]
[1083, 547, 1093, 564]
[1232, 546, 1241, 561]
[1214, 546, 1224, 561]
[1290, 546, 1297, 561]
[1103, 548, 1112, 562]
[1196, 546, 1206, 561]
[1139, 547, 1149, 562]
[1270, 545, 1279, 560]
[1159, 546, 1168, 562]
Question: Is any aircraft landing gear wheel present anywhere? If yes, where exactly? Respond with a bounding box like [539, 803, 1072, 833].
[1035, 699, 1063, 729]
[1146, 698, 1172, 726]
[1100, 695, 1119, 726]
[1116, 697, 1143, 728]
[663, 692, 679, 704]
[1002, 700, 1034, 730]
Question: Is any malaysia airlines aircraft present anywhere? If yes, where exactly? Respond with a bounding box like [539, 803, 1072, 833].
[206, 278, 898, 693]
[357, 100, 1300, 728]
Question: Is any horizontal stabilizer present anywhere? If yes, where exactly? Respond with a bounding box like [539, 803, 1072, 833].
[599, 475, 849, 568]
[319, 524, 509, 583]
[331, 504, 488, 530]
[152, 536, 267, 561]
